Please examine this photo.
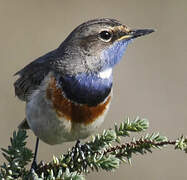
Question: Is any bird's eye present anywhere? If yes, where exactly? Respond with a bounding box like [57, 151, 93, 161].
[99, 30, 112, 42]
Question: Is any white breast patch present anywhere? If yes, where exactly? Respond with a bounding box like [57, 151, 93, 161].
[98, 68, 112, 79]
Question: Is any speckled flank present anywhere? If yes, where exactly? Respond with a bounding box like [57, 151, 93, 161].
[46, 76, 111, 125]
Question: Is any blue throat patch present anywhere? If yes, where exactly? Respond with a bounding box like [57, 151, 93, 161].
[59, 39, 131, 106]
[59, 73, 112, 106]
[101, 39, 131, 70]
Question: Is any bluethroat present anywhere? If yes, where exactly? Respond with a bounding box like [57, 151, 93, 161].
[14, 18, 154, 168]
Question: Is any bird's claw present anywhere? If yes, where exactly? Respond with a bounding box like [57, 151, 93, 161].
[70, 140, 93, 171]
[30, 160, 38, 172]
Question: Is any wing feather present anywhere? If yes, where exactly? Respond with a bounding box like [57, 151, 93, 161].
[14, 49, 58, 101]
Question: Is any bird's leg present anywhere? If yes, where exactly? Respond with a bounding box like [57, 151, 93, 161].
[70, 140, 93, 170]
[70, 140, 81, 160]
[30, 137, 40, 171]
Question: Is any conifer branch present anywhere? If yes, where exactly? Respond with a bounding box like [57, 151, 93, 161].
[0, 117, 187, 180]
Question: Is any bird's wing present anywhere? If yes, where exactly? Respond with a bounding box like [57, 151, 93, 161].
[14, 50, 58, 102]
[14, 62, 50, 101]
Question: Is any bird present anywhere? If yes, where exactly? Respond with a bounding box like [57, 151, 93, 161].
[14, 18, 154, 169]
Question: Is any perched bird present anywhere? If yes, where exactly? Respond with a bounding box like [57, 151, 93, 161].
[14, 18, 154, 168]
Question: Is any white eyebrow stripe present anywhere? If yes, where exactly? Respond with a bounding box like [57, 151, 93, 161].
[98, 68, 112, 79]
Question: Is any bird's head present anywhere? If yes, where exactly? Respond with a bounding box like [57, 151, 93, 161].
[58, 18, 154, 76]
[54, 18, 154, 105]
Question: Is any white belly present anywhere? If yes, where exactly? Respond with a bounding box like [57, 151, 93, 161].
[26, 88, 111, 145]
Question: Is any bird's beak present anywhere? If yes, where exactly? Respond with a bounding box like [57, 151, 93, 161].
[129, 29, 155, 39]
[117, 28, 155, 41]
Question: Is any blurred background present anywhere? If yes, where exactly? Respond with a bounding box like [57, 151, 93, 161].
[0, 0, 187, 179]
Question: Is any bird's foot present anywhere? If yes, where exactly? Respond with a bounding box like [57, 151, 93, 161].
[30, 160, 38, 172]
[70, 140, 93, 171]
